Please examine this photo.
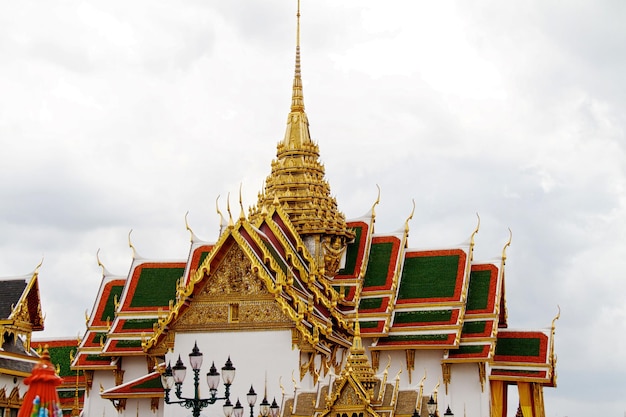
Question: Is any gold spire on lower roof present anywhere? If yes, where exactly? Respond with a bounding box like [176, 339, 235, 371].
[250, 0, 354, 246]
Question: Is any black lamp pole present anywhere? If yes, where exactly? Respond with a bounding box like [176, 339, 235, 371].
[161, 342, 280, 417]
[160, 341, 236, 417]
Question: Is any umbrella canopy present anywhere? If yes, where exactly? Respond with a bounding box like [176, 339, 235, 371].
[18, 348, 63, 417]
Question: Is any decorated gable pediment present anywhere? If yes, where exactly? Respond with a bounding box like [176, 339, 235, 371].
[196, 242, 268, 298]
[171, 242, 292, 333]
[320, 378, 379, 417]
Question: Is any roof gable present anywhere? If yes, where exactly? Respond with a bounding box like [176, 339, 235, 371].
[0, 278, 27, 319]
[145, 207, 353, 355]
[0, 272, 44, 332]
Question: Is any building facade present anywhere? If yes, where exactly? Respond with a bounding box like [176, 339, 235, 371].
[70, 4, 557, 417]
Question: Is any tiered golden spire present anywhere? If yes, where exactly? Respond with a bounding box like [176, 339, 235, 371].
[345, 317, 378, 396]
[250, 0, 354, 248]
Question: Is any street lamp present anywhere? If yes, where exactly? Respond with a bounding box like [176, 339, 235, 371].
[161, 342, 281, 417]
[259, 395, 270, 417]
[443, 406, 454, 417]
[246, 385, 258, 417]
[427, 395, 437, 417]
[270, 398, 280, 417]
[161, 341, 237, 417]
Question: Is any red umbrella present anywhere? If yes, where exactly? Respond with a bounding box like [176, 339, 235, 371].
[18, 348, 63, 417]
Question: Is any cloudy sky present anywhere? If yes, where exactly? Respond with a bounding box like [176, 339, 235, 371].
[1, 1, 624, 416]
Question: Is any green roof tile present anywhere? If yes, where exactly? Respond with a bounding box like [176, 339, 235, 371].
[398, 254, 461, 300]
[394, 309, 453, 325]
[495, 337, 540, 357]
[466, 269, 492, 311]
[130, 267, 183, 308]
[462, 321, 487, 335]
[384, 334, 450, 342]
[363, 242, 394, 288]
[101, 285, 124, 322]
[121, 318, 158, 330]
[359, 297, 383, 311]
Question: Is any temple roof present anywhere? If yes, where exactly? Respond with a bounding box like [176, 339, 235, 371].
[102, 258, 184, 356]
[490, 328, 556, 385]
[0, 332, 39, 377]
[145, 202, 354, 355]
[73, 274, 125, 369]
[444, 260, 504, 362]
[0, 271, 44, 332]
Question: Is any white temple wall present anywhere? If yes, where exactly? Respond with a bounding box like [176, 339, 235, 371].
[0, 374, 27, 398]
[86, 370, 116, 417]
[446, 363, 490, 417]
[119, 355, 151, 383]
[120, 397, 164, 417]
[167, 330, 301, 417]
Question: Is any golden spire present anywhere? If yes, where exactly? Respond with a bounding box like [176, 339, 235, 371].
[291, 0, 304, 112]
[344, 309, 377, 397]
[250, 0, 354, 246]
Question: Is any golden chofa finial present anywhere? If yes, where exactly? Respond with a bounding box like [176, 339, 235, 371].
[404, 199, 416, 234]
[33, 257, 44, 276]
[549, 305, 560, 372]
[551, 305, 561, 330]
[239, 183, 246, 221]
[184, 211, 196, 243]
[372, 184, 381, 220]
[216, 195, 227, 236]
[470, 213, 480, 245]
[416, 369, 427, 412]
[96, 249, 114, 277]
[226, 192, 234, 228]
[128, 229, 137, 259]
[501, 228, 513, 265]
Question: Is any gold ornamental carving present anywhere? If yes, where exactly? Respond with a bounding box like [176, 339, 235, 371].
[198, 246, 267, 297]
[334, 383, 361, 407]
[442, 363, 451, 395]
[174, 301, 292, 332]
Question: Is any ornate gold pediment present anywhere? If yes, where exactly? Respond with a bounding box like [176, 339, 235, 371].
[171, 244, 293, 332]
[334, 382, 361, 407]
[196, 244, 268, 299]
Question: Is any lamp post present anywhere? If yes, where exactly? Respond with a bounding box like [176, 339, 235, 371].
[160, 341, 237, 417]
[160, 342, 280, 417]
[246, 386, 258, 417]
[427, 395, 437, 417]
[443, 406, 454, 417]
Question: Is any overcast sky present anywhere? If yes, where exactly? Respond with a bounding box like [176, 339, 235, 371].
[1, 1, 624, 416]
